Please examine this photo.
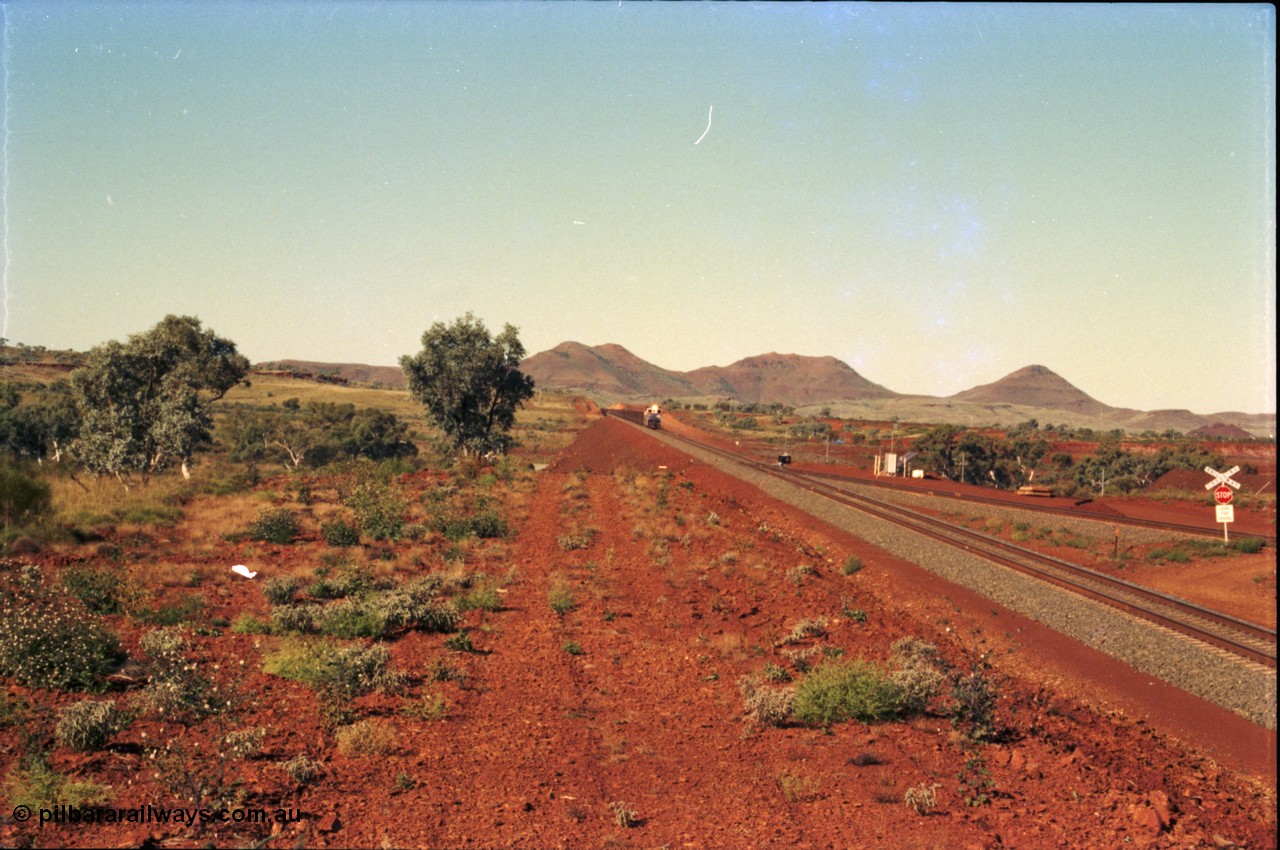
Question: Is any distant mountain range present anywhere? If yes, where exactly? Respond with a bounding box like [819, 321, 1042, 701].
[518, 342, 895, 407]
[251, 345, 1275, 437]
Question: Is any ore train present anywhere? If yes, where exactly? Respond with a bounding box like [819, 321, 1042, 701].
[603, 405, 662, 430]
[643, 404, 662, 429]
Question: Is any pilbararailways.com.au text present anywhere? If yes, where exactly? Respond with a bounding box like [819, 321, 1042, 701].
[21, 804, 304, 828]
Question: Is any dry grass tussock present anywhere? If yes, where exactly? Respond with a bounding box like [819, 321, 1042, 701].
[49, 475, 188, 527]
[144, 561, 224, 589]
[179, 491, 277, 548]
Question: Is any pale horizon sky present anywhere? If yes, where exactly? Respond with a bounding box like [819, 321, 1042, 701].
[3, 2, 1275, 414]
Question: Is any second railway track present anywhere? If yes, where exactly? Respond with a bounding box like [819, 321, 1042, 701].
[605, 408, 1277, 673]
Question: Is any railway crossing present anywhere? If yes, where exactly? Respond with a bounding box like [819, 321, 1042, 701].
[1204, 466, 1241, 541]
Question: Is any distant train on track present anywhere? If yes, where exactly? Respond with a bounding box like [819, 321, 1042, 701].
[643, 404, 662, 430]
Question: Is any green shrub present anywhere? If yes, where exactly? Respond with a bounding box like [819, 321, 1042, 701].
[270, 603, 322, 635]
[261, 576, 301, 606]
[4, 752, 109, 811]
[443, 629, 476, 652]
[1229, 537, 1265, 554]
[762, 663, 792, 683]
[343, 481, 406, 541]
[230, 612, 270, 634]
[369, 586, 460, 634]
[401, 690, 449, 721]
[248, 507, 300, 544]
[548, 582, 575, 616]
[454, 584, 502, 613]
[321, 518, 361, 547]
[273, 583, 459, 638]
[468, 509, 508, 539]
[55, 700, 129, 751]
[307, 565, 378, 600]
[265, 639, 405, 729]
[951, 671, 999, 742]
[1148, 547, 1191, 564]
[132, 596, 203, 626]
[841, 555, 864, 575]
[0, 462, 52, 528]
[318, 599, 386, 639]
[264, 639, 401, 696]
[958, 752, 996, 807]
[791, 659, 899, 726]
[0, 590, 121, 691]
[133, 628, 218, 721]
[61, 566, 124, 615]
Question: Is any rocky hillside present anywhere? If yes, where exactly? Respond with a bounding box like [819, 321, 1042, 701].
[520, 344, 893, 408]
[684, 353, 895, 406]
[948, 364, 1111, 414]
[517, 342, 697, 399]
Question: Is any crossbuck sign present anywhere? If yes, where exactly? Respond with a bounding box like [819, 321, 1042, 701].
[1203, 465, 1241, 491]
[1204, 466, 1241, 542]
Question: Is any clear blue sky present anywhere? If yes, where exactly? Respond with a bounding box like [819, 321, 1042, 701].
[3, 2, 1275, 414]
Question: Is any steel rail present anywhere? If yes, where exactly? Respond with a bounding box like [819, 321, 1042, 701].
[605, 409, 1277, 669]
[797, 466, 1277, 547]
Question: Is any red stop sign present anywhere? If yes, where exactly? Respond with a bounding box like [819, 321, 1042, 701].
[1214, 485, 1233, 505]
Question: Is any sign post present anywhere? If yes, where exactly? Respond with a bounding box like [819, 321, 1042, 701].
[1205, 466, 1241, 543]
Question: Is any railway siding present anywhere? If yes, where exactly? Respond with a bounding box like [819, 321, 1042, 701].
[644, 426, 1277, 730]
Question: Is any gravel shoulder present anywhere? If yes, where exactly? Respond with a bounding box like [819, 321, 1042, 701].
[650, 428, 1278, 732]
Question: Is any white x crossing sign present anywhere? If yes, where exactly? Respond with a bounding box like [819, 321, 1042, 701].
[1204, 465, 1242, 491]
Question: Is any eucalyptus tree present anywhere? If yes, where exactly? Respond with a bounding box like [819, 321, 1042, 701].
[400, 313, 534, 457]
[70, 315, 249, 487]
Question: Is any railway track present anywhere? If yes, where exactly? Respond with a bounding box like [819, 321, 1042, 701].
[605, 409, 1277, 670]
[798, 466, 1276, 547]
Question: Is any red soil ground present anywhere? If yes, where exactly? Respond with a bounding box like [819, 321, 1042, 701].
[2, 411, 1275, 849]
